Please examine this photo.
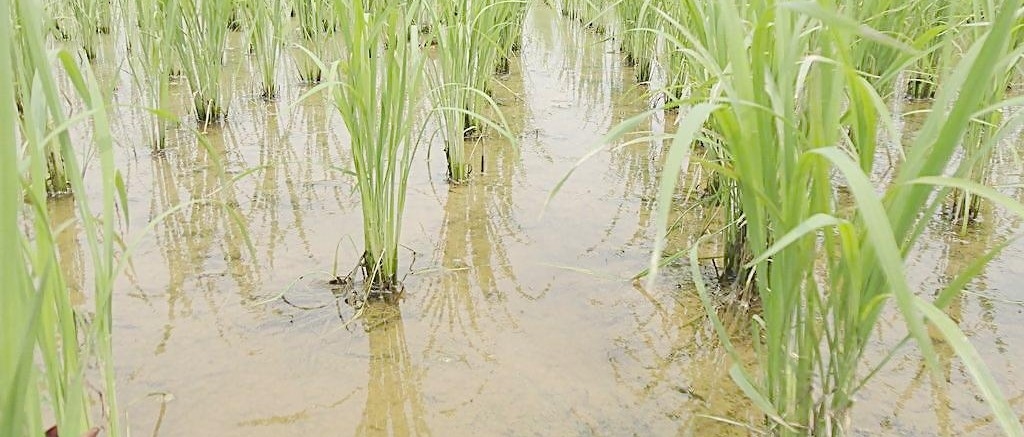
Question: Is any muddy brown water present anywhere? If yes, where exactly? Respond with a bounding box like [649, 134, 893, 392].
[54, 5, 1024, 436]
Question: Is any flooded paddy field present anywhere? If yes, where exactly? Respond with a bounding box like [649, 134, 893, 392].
[33, 3, 1024, 436]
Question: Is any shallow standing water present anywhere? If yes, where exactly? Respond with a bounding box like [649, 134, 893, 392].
[56, 5, 1024, 436]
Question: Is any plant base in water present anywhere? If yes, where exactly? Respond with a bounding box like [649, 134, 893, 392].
[330, 271, 405, 301]
[195, 97, 228, 124]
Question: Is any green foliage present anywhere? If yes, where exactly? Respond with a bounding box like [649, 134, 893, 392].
[2, 0, 125, 435]
[125, 0, 180, 149]
[177, 0, 233, 123]
[595, 0, 1024, 434]
[242, 0, 287, 99]
[316, 0, 428, 289]
[427, 0, 517, 183]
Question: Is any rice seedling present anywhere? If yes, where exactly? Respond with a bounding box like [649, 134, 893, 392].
[241, 0, 286, 99]
[177, 0, 233, 123]
[124, 0, 180, 150]
[427, 0, 517, 183]
[291, 0, 333, 83]
[492, 0, 529, 74]
[2, 1, 125, 436]
[313, 0, 427, 290]
[616, 0, 658, 83]
[65, 0, 114, 60]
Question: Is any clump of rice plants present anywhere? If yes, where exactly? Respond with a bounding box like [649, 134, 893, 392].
[492, 0, 528, 74]
[3, 0, 125, 436]
[561, 0, 607, 32]
[845, 0, 951, 97]
[241, 0, 287, 99]
[177, 0, 233, 123]
[291, 0, 333, 83]
[317, 0, 427, 290]
[943, 1, 1024, 231]
[124, 0, 180, 150]
[12, 2, 70, 194]
[45, 0, 74, 40]
[616, 0, 658, 83]
[66, 0, 113, 59]
[428, 0, 515, 183]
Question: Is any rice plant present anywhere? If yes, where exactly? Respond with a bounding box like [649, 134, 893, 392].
[291, 0, 333, 83]
[241, 0, 286, 99]
[428, 0, 516, 183]
[124, 0, 180, 150]
[561, 0, 606, 32]
[616, 0, 658, 83]
[12, 2, 70, 194]
[492, 0, 528, 74]
[316, 0, 427, 290]
[2, 1, 124, 436]
[177, 0, 233, 123]
[654, 1, 1024, 434]
[66, 0, 112, 59]
[45, 0, 74, 40]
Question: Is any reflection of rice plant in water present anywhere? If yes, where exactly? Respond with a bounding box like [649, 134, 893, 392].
[177, 0, 233, 123]
[319, 0, 427, 290]
[2, 1, 125, 436]
[354, 298, 430, 435]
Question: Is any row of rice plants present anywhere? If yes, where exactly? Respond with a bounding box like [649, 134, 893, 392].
[553, 0, 1024, 433]
[627, 0, 1024, 434]
[2, 0, 125, 435]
